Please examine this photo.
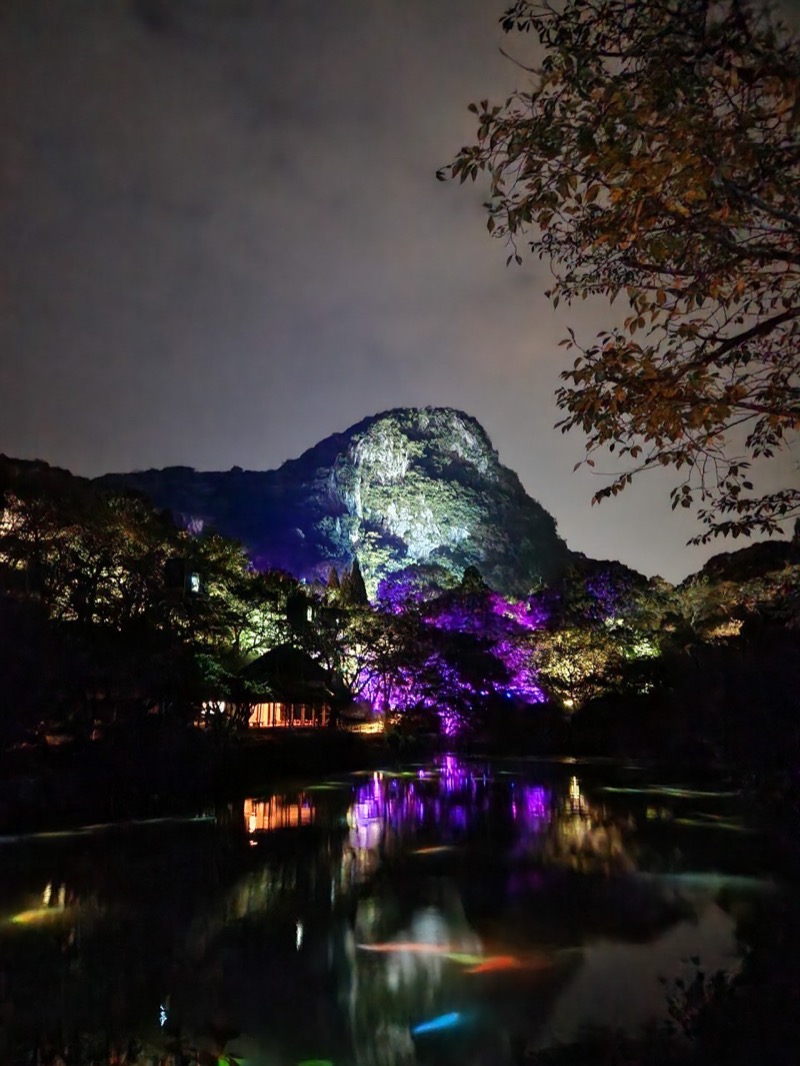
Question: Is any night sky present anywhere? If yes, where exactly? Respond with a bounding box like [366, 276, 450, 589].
[2, 0, 797, 584]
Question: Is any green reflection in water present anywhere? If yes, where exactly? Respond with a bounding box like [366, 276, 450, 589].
[674, 817, 754, 832]
[637, 871, 775, 893]
[601, 786, 739, 798]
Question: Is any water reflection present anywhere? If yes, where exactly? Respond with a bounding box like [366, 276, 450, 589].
[244, 793, 315, 834]
[0, 755, 774, 1065]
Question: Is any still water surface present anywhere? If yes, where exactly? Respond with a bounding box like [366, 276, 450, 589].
[0, 755, 777, 1065]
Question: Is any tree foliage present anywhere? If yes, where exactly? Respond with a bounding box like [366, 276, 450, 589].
[445, 0, 800, 540]
[0, 458, 309, 737]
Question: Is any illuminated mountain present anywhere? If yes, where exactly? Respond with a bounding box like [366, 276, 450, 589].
[95, 407, 571, 597]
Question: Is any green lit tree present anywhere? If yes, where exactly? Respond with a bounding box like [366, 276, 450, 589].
[533, 624, 623, 709]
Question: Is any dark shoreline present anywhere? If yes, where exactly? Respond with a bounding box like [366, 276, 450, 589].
[0, 728, 410, 835]
[0, 722, 742, 839]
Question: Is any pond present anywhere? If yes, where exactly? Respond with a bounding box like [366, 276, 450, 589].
[0, 754, 779, 1065]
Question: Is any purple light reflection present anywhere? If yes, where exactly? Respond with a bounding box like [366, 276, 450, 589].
[436, 753, 473, 794]
[345, 761, 558, 890]
[520, 785, 550, 826]
[345, 755, 484, 855]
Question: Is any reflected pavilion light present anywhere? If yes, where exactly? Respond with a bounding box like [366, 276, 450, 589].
[244, 795, 315, 833]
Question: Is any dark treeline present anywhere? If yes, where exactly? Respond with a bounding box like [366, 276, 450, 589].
[1, 454, 799, 802]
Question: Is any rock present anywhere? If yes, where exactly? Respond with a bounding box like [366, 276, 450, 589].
[95, 407, 571, 598]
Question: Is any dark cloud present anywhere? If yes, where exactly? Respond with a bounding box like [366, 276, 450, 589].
[1, 0, 797, 583]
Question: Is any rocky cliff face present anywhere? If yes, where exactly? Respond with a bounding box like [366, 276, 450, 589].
[95, 407, 571, 598]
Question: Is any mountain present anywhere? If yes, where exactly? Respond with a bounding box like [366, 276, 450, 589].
[95, 407, 572, 598]
[678, 536, 800, 631]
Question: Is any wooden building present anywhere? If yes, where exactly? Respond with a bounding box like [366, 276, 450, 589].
[239, 644, 340, 729]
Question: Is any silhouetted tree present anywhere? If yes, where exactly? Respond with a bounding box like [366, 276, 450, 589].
[445, 0, 800, 540]
[341, 557, 368, 606]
